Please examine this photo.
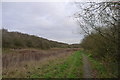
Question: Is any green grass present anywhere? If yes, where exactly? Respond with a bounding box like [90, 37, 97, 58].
[29, 51, 83, 78]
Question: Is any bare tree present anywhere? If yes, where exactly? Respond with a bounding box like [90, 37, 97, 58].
[74, 1, 120, 44]
[74, 2, 120, 62]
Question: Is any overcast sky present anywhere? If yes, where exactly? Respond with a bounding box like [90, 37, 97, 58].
[2, 2, 85, 44]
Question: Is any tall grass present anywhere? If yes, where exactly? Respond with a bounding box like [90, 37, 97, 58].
[3, 50, 83, 78]
[3, 48, 79, 68]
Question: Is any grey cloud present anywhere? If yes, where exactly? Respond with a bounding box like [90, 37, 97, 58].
[2, 2, 83, 44]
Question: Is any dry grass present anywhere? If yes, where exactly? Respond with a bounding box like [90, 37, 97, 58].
[3, 48, 80, 78]
[2, 48, 80, 71]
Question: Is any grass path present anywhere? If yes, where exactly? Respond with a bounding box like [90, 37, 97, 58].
[29, 51, 116, 78]
[30, 51, 83, 78]
[3, 50, 114, 78]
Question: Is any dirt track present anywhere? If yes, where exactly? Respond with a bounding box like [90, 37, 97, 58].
[82, 54, 92, 78]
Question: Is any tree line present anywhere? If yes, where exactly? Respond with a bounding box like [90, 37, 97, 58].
[1, 29, 81, 49]
[2, 29, 67, 49]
